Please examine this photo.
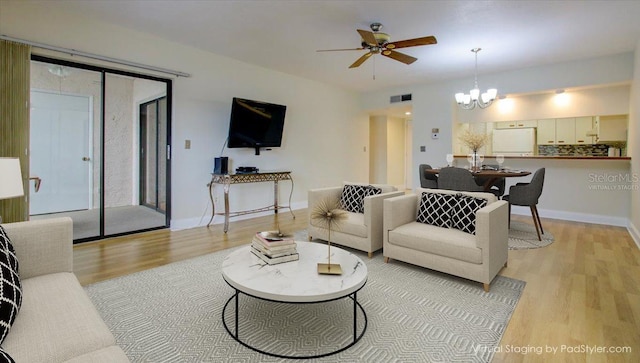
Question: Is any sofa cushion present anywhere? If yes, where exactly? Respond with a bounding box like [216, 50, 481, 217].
[388, 222, 482, 264]
[336, 212, 367, 238]
[339, 184, 367, 213]
[450, 194, 487, 235]
[63, 345, 130, 363]
[0, 226, 22, 345]
[416, 192, 455, 228]
[2, 273, 117, 363]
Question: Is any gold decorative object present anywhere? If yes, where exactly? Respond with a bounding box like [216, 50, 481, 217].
[311, 198, 348, 275]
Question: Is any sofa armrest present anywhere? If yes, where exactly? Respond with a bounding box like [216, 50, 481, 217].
[383, 194, 418, 231]
[475, 200, 509, 265]
[2, 217, 73, 280]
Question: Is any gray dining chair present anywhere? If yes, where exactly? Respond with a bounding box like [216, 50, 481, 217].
[419, 164, 438, 188]
[475, 176, 506, 197]
[437, 167, 484, 192]
[502, 168, 546, 240]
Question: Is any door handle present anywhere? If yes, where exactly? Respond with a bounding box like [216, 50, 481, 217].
[82, 157, 91, 161]
[29, 176, 42, 193]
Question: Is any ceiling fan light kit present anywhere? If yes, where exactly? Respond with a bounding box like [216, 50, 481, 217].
[455, 48, 497, 110]
[317, 23, 437, 70]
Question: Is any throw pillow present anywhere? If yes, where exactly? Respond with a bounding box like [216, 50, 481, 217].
[339, 184, 368, 213]
[359, 186, 382, 213]
[0, 225, 22, 345]
[0, 347, 15, 363]
[416, 192, 456, 228]
[450, 194, 488, 234]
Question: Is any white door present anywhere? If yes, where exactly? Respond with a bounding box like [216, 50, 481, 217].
[30, 91, 92, 215]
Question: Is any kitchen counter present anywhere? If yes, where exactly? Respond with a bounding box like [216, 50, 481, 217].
[453, 155, 630, 160]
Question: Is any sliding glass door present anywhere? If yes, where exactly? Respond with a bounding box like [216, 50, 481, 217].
[29, 56, 171, 242]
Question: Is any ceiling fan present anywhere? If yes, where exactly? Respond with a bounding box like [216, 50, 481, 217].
[317, 23, 437, 69]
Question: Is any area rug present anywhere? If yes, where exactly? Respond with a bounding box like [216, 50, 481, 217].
[85, 244, 525, 363]
[507, 221, 554, 250]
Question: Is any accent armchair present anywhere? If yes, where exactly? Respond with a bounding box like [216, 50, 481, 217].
[308, 183, 404, 258]
[383, 188, 509, 291]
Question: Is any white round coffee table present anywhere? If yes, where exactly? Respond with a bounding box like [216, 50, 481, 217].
[221, 241, 368, 359]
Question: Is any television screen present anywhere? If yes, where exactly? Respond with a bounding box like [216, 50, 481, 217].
[227, 97, 286, 153]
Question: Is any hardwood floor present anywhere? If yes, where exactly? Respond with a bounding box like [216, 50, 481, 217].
[73, 211, 640, 362]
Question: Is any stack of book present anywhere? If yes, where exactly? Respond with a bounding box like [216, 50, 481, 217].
[250, 232, 298, 265]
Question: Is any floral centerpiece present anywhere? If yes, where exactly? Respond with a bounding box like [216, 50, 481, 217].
[459, 130, 488, 170]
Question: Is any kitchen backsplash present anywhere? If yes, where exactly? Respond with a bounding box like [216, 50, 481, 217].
[537, 144, 617, 156]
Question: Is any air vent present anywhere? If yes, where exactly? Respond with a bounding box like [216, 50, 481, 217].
[390, 94, 412, 103]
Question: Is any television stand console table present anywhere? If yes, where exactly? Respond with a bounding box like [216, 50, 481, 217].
[207, 171, 295, 233]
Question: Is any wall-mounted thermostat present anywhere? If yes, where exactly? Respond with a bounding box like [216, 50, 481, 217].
[431, 128, 439, 139]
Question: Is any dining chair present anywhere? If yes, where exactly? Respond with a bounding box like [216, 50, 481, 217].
[502, 168, 546, 240]
[419, 164, 438, 188]
[475, 176, 506, 197]
[437, 167, 484, 192]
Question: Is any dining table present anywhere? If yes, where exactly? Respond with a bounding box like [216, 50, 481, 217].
[423, 168, 531, 191]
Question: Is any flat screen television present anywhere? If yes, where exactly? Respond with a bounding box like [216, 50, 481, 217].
[227, 97, 287, 155]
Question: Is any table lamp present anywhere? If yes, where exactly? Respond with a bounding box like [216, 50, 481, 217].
[0, 157, 25, 223]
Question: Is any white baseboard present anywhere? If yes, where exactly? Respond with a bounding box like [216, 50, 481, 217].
[628, 221, 640, 250]
[510, 206, 628, 227]
[170, 201, 308, 231]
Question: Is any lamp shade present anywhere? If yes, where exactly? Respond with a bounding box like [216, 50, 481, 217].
[0, 158, 24, 200]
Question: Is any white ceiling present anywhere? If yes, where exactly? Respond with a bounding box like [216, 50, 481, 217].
[42, 0, 640, 92]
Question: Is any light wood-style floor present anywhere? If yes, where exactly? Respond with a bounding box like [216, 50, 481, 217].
[73, 211, 640, 362]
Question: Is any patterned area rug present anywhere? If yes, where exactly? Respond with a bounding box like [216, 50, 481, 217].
[508, 221, 554, 250]
[85, 244, 525, 362]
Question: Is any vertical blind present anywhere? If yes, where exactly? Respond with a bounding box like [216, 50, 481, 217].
[0, 40, 31, 223]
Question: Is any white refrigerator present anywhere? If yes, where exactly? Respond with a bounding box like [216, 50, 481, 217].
[492, 128, 536, 156]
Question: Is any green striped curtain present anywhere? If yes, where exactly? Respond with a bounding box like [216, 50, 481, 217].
[0, 40, 31, 223]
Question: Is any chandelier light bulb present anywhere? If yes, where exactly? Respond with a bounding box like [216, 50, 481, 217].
[455, 48, 498, 110]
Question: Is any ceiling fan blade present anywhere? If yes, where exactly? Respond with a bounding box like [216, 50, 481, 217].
[386, 36, 437, 49]
[382, 50, 417, 65]
[357, 29, 378, 46]
[316, 47, 365, 52]
[349, 52, 373, 68]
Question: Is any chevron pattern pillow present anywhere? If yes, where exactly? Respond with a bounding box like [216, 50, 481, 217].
[450, 194, 488, 235]
[416, 192, 455, 228]
[0, 225, 22, 346]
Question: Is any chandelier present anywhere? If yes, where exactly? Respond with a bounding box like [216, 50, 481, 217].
[455, 48, 497, 110]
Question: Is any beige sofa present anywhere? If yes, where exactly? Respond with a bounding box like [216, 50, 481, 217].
[383, 188, 508, 291]
[1, 217, 129, 363]
[308, 184, 404, 257]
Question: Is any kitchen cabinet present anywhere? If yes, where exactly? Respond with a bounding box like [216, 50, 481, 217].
[555, 118, 576, 144]
[537, 119, 556, 145]
[595, 115, 627, 142]
[495, 120, 537, 129]
[575, 117, 594, 144]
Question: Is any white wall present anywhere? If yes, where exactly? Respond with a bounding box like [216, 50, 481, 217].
[369, 116, 387, 184]
[361, 53, 636, 226]
[2, 2, 369, 230]
[386, 116, 405, 188]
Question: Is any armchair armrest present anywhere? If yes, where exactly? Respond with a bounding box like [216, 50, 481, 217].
[363, 191, 405, 227]
[3, 217, 73, 279]
[308, 186, 342, 211]
[475, 201, 509, 274]
[508, 183, 534, 204]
